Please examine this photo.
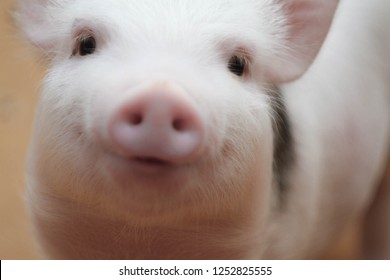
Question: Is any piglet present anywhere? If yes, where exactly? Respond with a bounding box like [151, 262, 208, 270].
[16, 0, 390, 259]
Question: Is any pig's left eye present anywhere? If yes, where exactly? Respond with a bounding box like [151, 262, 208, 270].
[228, 55, 247, 77]
[73, 34, 97, 56]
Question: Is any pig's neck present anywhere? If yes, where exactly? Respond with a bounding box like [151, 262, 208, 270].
[40, 211, 266, 259]
[36, 201, 266, 259]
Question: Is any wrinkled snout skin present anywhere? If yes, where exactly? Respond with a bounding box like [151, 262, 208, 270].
[19, 0, 390, 259]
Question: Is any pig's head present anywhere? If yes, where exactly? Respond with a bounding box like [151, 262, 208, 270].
[17, 0, 338, 227]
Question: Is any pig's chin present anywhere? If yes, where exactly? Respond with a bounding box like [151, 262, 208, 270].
[99, 150, 200, 200]
[94, 152, 203, 220]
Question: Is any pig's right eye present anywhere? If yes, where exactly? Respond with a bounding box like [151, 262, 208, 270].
[228, 55, 247, 77]
[73, 34, 97, 56]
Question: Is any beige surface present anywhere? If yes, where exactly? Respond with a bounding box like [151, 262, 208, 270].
[0, 0, 359, 260]
[0, 0, 41, 259]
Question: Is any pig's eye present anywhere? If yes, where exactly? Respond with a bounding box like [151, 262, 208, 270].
[79, 35, 96, 56]
[228, 55, 247, 77]
[74, 35, 96, 56]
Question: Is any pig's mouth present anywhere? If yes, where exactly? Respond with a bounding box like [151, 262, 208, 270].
[106, 153, 191, 182]
[132, 156, 172, 166]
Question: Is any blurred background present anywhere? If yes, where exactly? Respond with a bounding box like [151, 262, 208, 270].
[0, 0, 41, 259]
[0, 0, 361, 260]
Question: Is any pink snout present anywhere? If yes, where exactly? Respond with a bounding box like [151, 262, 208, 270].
[108, 84, 205, 164]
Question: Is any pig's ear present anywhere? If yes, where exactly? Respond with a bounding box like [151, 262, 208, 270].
[15, 0, 55, 50]
[266, 0, 339, 83]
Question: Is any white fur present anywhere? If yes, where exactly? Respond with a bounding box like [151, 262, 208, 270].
[17, 0, 390, 259]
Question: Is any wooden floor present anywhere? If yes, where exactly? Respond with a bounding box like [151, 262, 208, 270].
[0, 0, 361, 260]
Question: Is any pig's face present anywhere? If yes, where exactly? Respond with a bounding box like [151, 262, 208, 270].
[19, 0, 338, 225]
[24, 0, 281, 222]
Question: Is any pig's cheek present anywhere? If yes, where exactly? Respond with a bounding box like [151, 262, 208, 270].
[84, 95, 115, 151]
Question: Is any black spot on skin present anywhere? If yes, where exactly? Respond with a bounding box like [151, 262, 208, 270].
[268, 85, 295, 207]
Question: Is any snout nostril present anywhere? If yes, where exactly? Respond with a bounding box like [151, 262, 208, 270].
[129, 113, 143, 125]
[172, 119, 186, 131]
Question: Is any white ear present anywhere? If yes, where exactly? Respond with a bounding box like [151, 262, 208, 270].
[15, 0, 55, 50]
[267, 0, 339, 83]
